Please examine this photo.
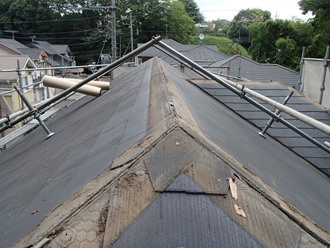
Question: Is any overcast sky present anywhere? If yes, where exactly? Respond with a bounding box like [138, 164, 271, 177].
[194, 0, 313, 21]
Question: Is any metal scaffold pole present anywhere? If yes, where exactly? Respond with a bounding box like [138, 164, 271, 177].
[0, 36, 162, 134]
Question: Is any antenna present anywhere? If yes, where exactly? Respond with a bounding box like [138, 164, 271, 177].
[5, 30, 18, 40]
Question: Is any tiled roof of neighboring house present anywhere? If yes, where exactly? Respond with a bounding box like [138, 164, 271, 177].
[17, 48, 47, 61]
[52, 44, 71, 55]
[1, 57, 329, 247]
[0, 55, 36, 81]
[29, 41, 73, 65]
[0, 38, 28, 55]
[138, 39, 228, 65]
[29, 40, 59, 55]
[209, 54, 300, 88]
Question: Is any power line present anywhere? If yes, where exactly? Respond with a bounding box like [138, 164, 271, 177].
[0, 16, 97, 24]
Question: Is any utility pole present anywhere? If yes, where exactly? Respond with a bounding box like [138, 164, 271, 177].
[126, 8, 134, 53]
[111, 0, 117, 61]
[73, 2, 117, 62]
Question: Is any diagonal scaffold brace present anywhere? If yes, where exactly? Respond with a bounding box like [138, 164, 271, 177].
[14, 86, 55, 139]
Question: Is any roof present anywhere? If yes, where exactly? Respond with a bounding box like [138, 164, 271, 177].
[0, 55, 37, 81]
[29, 40, 60, 55]
[17, 48, 48, 61]
[1, 58, 329, 247]
[194, 80, 330, 176]
[51, 44, 71, 55]
[210, 54, 300, 88]
[0, 38, 28, 55]
[138, 39, 228, 65]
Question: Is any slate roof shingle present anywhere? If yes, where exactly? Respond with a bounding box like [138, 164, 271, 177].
[210, 54, 300, 88]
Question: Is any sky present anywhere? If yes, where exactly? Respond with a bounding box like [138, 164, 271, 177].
[194, 0, 313, 22]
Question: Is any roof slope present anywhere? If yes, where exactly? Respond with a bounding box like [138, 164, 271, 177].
[194, 80, 330, 176]
[0, 58, 329, 247]
[17, 48, 46, 60]
[210, 54, 299, 88]
[29, 40, 59, 55]
[0, 38, 28, 55]
[138, 39, 228, 65]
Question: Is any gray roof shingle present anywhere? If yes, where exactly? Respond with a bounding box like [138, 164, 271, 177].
[138, 39, 228, 65]
[0, 38, 28, 55]
[210, 54, 300, 88]
[195, 80, 330, 175]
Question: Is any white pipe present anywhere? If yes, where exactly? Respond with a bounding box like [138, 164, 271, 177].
[42, 75, 102, 96]
[69, 78, 110, 90]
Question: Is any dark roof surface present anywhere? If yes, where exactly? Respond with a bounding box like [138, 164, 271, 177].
[138, 39, 228, 65]
[194, 80, 330, 176]
[17, 48, 45, 60]
[0, 61, 152, 247]
[1, 57, 329, 247]
[29, 40, 59, 55]
[210, 55, 300, 88]
[0, 38, 28, 55]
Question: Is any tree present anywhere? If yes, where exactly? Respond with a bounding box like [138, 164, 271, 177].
[248, 19, 314, 70]
[0, 0, 198, 64]
[190, 35, 249, 57]
[227, 8, 271, 47]
[275, 38, 299, 68]
[116, 0, 197, 44]
[0, 0, 56, 34]
[167, 1, 197, 43]
[179, 0, 204, 23]
[298, 0, 330, 57]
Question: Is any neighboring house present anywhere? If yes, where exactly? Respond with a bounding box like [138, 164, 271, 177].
[139, 40, 299, 89]
[0, 38, 58, 72]
[208, 54, 300, 88]
[29, 40, 75, 71]
[0, 38, 29, 55]
[1, 56, 329, 248]
[300, 57, 330, 109]
[137, 39, 228, 67]
[0, 55, 38, 115]
[52, 44, 71, 58]
[17, 47, 55, 75]
[195, 22, 216, 30]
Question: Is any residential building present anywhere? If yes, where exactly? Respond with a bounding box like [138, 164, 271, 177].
[0, 55, 38, 115]
[0, 46, 329, 248]
[0, 38, 29, 55]
[208, 54, 300, 88]
[29, 40, 75, 72]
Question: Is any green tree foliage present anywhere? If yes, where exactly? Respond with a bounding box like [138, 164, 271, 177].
[200, 19, 230, 37]
[0, 0, 56, 34]
[213, 19, 230, 34]
[0, 0, 198, 64]
[116, 0, 197, 44]
[248, 19, 314, 70]
[227, 8, 271, 47]
[167, 1, 198, 43]
[190, 35, 249, 57]
[179, 0, 204, 23]
[298, 0, 330, 57]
